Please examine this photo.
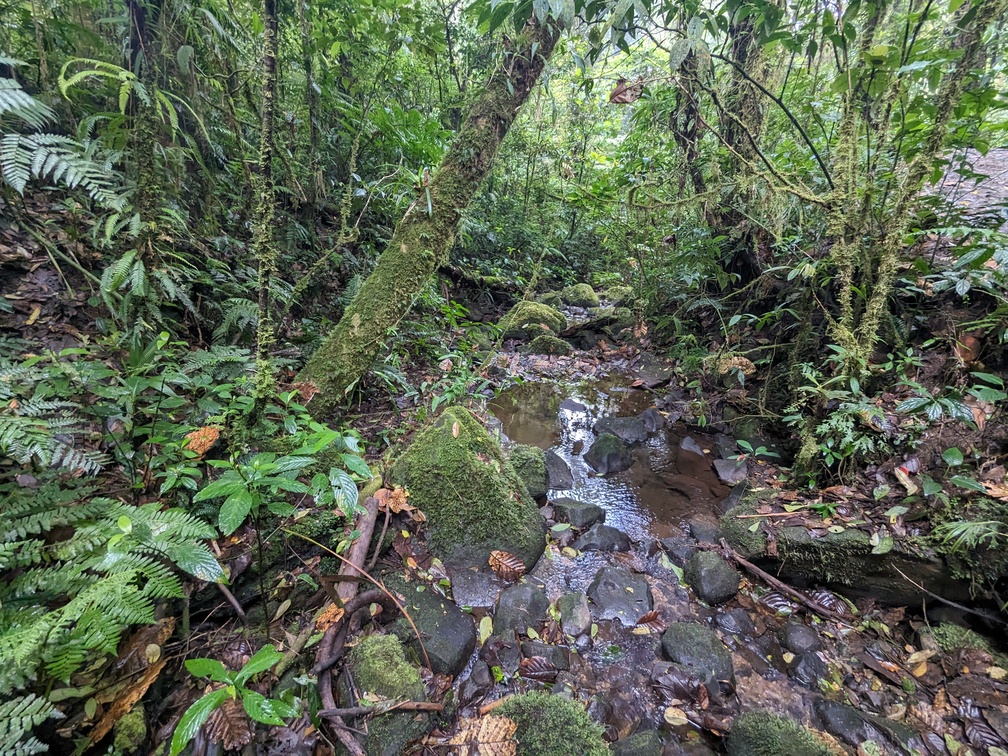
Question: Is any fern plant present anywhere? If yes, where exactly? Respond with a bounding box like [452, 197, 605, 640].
[0, 479, 223, 691]
[0, 59, 123, 209]
[0, 694, 62, 756]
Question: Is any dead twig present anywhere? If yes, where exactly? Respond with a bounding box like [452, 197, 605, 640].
[318, 701, 445, 718]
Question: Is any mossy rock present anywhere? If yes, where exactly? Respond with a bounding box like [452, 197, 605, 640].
[523, 334, 573, 356]
[391, 406, 546, 569]
[113, 705, 146, 754]
[509, 444, 548, 498]
[497, 692, 609, 756]
[719, 503, 769, 559]
[498, 301, 567, 340]
[604, 285, 633, 306]
[343, 635, 429, 755]
[536, 291, 563, 307]
[726, 711, 831, 756]
[560, 283, 600, 308]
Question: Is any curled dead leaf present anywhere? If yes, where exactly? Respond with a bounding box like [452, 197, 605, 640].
[488, 550, 526, 582]
[316, 602, 345, 631]
[184, 426, 220, 457]
[445, 715, 518, 755]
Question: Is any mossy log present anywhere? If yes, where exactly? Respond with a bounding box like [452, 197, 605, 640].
[299, 18, 561, 414]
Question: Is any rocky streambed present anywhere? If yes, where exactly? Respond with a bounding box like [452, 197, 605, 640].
[336, 379, 1008, 755]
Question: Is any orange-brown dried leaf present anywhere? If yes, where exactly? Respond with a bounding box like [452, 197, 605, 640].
[185, 426, 220, 457]
[518, 656, 558, 682]
[316, 603, 345, 631]
[293, 380, 319, 403]
[446, 715, 518, 755]
[206, 695, 253, 751]
[114, 617, 175, 675]
[488, 551, 526, 582]
[87, 659, 166, 746]
[375, 487, 411, 514]
[636, 610, 666, 633]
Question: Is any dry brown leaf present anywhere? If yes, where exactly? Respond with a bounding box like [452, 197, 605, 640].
[375, 487, 411, 514]
[316, 603, 345, 631]
[185, 426, 220, 457]
[452, 421, 460, 438]
[446, 715, 518, 755]
[518, 656, 558, 682]
[205, 694, 253, 751]
[87, 659, 166, 745]
[293, 380, 319, 403]
[635, 610, 666, 634]
[488, 550, 526, 582]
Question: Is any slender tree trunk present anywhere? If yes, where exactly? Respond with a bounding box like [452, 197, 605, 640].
[297, 0, 321, 206]
[252, 0, 279, 407]
[298, 18, 561, 413]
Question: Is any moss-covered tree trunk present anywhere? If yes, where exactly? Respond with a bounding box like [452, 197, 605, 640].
[299, 17, 561, 413]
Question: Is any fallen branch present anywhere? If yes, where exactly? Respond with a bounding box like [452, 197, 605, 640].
[894, 567, 1006, 626]
[318, 701, 445, 718]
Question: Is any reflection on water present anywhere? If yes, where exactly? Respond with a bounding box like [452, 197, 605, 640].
[488, 381, 728, 543]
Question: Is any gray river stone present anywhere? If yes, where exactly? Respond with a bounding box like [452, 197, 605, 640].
[814, 698, 920, 751]
[585, 433, 633, 474]
[715, 607, 756, 636]
[459, 660, 494, 705]
[386, 574, 475, 677]
[593, 415, 648, 444]
[713, 457, 748, 485]
[639, 407, 665, 433]
[661, 622, 734, 684]
[684, 551, 740, 605]
[660, 537, 698, 567]
[789, 651, 828, 688]
[551, 497, 605, 528]
[782, 622, 822, 654]
[520, 640, 570, 670]
[587, 565, 653, 624]
[494, 583, 550, 635]
[557, 592, 592, 637]
[545, 449, 574, 489]
[574, 523, 631, 552]
[560, 397, 587, 412]
[680, 436, 706, 457]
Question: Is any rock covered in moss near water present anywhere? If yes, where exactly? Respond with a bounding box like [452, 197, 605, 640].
[661, 622, 734, 685]
[498, 300, 567, 339]
[585, 433, 633, 474]
[391, 406, 545, 569]
[551, 497, 605, 528]
[524, 334, 573, 355]
[604, 284, 633, 306]
[684, 551, 740, 604]
[496, 692, 609, 756]
[510, 444, 548, 499]
[587, 565, 652, 624]
[726, 710, 831, 756]
[343, 635, 429, 755]
[560, 282, 600, 307]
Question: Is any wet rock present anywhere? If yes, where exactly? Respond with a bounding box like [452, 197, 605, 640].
[726, 710, 831, 756]
[719, 504, 768, 559]
[716, 481, 748, 516]
[782, 623, 821, 654]
[574, 523, 632, 552]
[713, 433, 737, 459]
[713, 458, 748, 485]
[561, 283, 600, 308]
[494, 583, 550, 635]
[551, 497, 605, 529]
[448, 566, 505, 609]
[459, 660, 493, 705]
[633, 352, 674, 389]
[684, 552, 740, 605]
[585, 433, 633, 474]
[789, 651, 827, 688]
[661, 623, 734, 684]
[593, 415, 648, 444]
[557, 592, 592, 637]
[343, 635, 429, 756]
[560, 397, 587, 413]
[510, 444, 548, 499]
[679, 436, 706, 457]
[814, 699, 919, 751]
[715, 607, 756, 636]
[572, 330, 602, 350]
[497, 692, 608, 756]
[639, 407, 665, 433]
[521, 640, 570, 670]
[613, 729, 663, 755]
[587, 565, 653, 624]
[545, 450, 574, 489]
[385, 574, 475, 677]
[498, 300, 567, 339]
[687, 514, 720, 544]
[524, 334, 573, 356]
[391, 406, 546, 570]
[481, 633, 522, 676]
[659, 537, 697, 567]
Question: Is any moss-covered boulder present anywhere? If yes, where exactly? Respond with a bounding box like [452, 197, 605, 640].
[560, 283, 600, 308]
[497, 692, 609, 756]
[660, 622, 734, 685]
[523, 334, 573, 356]
[498, 301, 567, 340]
[343, 635, 429, 755]
[726, 711, 830, 756]
[510, 444, 548, 499]
[585, 433, 633, 474]
[604, 285, 633, 306]
[536, 290, 563, 307]
[392, 406, 546, 569]
[719, 503, 769, 559]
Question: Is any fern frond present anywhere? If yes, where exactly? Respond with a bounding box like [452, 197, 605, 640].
[0, 77, 54, 131]
[0, 693, 63, 756]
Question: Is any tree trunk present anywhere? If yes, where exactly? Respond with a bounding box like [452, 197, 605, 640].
[299, 18, 561, 413]
[252, 0, 279, 407]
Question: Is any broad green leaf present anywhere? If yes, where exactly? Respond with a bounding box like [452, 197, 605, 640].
[241, 690, 296, 725]
[219, 489, 253, 535]
[949, 475, 985, 493]
[170, 687, 231, 756]
[942, 448, 964, 467]
[340, 453, 372, 479]
[194, 474, 247, 502]
[185, 658, 230, 682]
[169, 543, 225, 583]
[235, 644, 283, 686]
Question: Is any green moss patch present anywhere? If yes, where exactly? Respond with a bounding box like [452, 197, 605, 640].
[497, 692, 609, 756]
[726, 711, 831, 756]
[560, 283, 600, 308]
[523, 334, 573, 356]
[391, 406, 546, 568]
[509, 444, 548, 498]
[498, 301, 567, 339]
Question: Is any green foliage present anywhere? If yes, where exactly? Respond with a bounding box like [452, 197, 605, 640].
[0, 479, 222, 691]
[0, 694, 63, 756]
[171, 644, 297, 756]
